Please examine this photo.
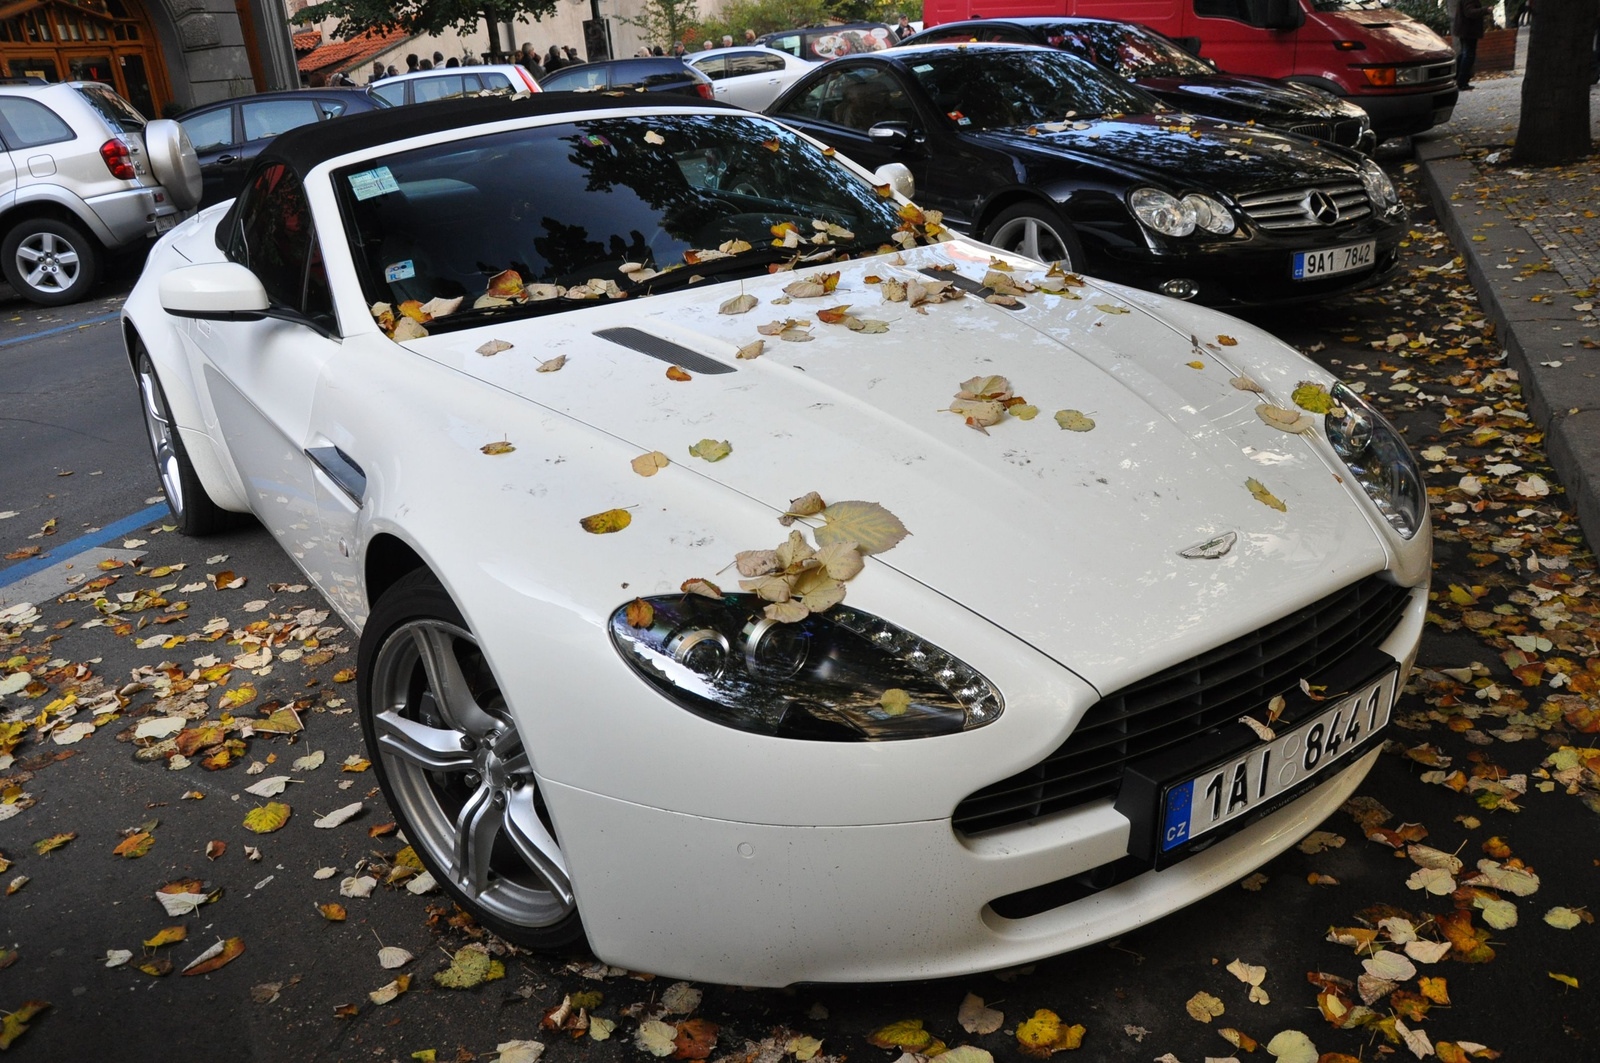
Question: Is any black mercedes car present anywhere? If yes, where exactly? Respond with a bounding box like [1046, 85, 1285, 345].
[900, 17, 1375, 154]
[766, 44, 1405, 307]
[537, 57, 714, 98]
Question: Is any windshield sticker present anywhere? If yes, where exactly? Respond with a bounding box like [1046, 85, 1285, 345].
[582, 133, 611, 148]
[348, 166, 400, 200]
[947, 111, 971, 126]
[384, 259, 415, 282]
[912, 63, 933, 72]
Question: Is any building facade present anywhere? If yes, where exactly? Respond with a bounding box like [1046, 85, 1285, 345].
[0, 0, 298, 115]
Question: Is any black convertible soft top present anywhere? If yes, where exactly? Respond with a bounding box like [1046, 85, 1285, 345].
[260, 91, 744, 176]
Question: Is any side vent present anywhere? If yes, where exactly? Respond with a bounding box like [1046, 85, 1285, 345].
[594, 327, 736, 374]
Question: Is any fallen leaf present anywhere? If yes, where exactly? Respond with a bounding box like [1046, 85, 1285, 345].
[244, 775, 291, 798]
[143, 926, 186, 948]
[814, 500, 908, 555]
[369, 974, 411, 1005]
[1015, 1010, 1084, 1056]
[579, 509, 632, 534]
[638, 1020, 680, 1056]
[632, 451, 670, 477]
[1246, 478, 1287, 512]
[433, 943, 503, 988]
[736, 340, 765, 360]
[720, 293, 758, 315]
[379, 946, 414, 969]
[33, 833, 74, 855]
[113, 831, 154, 858]
[666, 365, 693, 382]
[0, 1001, 48, 1050]
[537, 355, 567, 373]
[319, 903, 347, 921]
[674, 1018, 719, 1059]
[868, 1020, 934, 1051]
[1263, 1030, 1317, 1063]
[1549, 972, 1579, 989]
[481, 441, 516, 455]
[1054, 409, 1095, 432]
[182, 937, 244, 976]
[958, 993, 1003, 1035]
[1185, 991, 1225, 1023]
[476, 339, 513, 356]
[688, 439, 732, 463]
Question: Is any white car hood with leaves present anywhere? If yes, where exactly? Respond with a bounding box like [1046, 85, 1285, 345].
[400, 241, 1392, 694]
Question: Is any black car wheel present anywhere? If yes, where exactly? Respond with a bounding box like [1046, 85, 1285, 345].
[983, 202, 1084, 271]
[2, 217, 100, 306]
[359, 568, 586, 950]
[136, 345, 244, 535]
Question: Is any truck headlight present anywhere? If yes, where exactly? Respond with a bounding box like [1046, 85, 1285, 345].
[1325, 382, 1426, 539]
[610, 594, 1003, 740]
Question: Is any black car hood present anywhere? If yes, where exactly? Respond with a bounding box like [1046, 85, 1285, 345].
[972, 114, 1360, 194]
[1135, 74, 1349, 121]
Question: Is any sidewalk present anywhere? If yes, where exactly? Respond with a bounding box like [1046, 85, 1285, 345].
[1412, 36, 1600, 549]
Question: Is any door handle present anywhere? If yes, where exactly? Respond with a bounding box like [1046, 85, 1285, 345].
[217, 154, 237, 164]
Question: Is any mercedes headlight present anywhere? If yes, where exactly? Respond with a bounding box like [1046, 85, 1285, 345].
[1181, 193, 1235, 235]
[1130, 187, 1195, 237]
[1359, 158, 1398, 209]
[1325, 382, 1425, 539]
[609, 594, 1003, 740]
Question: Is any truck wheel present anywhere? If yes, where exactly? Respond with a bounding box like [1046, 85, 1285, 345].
[2, 217, 101, 306]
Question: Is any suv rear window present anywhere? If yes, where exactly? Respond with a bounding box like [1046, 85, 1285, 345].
[0, 96, 75, 148]
[74, 84, 145, 132]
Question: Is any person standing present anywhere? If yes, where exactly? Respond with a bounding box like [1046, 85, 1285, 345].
[893, 13, 914, 41]
[671, 41, 687, 59]
[545, 44, 566, 71]
[563, 45, 584, 65]
[744, 29, 757, 43]
[1453, 0, 1486, 90]
[370, 60, 386, 83]
[518, 42, 542, 77]
[405, 52, 420, 72]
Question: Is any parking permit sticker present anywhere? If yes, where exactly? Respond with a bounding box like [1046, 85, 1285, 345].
[947, 111, 971, 126]
[384, 260, 415, 282]
[349, 165, 399, 200]
[582, 134, 611, 148]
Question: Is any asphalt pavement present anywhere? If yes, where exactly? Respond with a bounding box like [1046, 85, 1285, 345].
[1, 156, 1596, 1061]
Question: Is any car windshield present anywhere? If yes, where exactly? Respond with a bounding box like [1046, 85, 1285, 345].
[904, 48, 1162, 131]
[1038, 22, 1213, 79]
[333, 113, 912, 330]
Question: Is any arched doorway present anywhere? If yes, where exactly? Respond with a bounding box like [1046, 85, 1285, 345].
[0, 0, 172, 116]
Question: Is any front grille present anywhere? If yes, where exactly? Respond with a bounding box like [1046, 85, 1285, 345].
[951, 575, 1413, 836]
[1424, 61, 1456, 84]
[1289, 121, 1333, 141]
[1236, 182, 1371, 230]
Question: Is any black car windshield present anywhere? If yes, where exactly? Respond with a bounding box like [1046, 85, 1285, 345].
[1038, 22, 1214, 79]
[332, 114, 909, 329]
[903, 49, 1162, 131]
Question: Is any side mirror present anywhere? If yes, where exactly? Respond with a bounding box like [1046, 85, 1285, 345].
[868, 120, 915, 147]
[1262, 0, 1306, 30]
[160, 262, 269, 320]
[872, 162, 914, 199]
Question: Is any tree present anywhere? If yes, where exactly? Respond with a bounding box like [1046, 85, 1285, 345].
[694, 0, 828, 43]
[294, 0, 559, 60]
[1511, 0, 1596, 166]
[619, 0, 700, 48]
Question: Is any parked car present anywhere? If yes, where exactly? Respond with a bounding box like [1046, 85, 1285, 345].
[900, 16, 1374, 152]
[919, 0, 1457, 141]
[178, 87, 389, 208]
[767, 44, 1405, 306]
[369, 65, 540, 107]
[125, 91, 1428, 984]
[0, 79, 198, 305]
[685, 46, 815, 109]
[757, 21, 895, 61]
[538, 56, 713, 98]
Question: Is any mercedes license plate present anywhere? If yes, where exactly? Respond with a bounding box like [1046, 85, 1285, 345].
[1160, 668, 1398, 852]
[1293, 240, 1375, 280]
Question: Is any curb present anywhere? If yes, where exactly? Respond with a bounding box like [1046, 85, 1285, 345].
[1413, 136, 1600, 553]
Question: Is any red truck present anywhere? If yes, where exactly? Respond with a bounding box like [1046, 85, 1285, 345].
[920, 0, 1459, 142]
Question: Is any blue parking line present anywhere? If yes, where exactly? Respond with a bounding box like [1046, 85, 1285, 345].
[0, 502, 172, 589]
[0, 312, 120, 350]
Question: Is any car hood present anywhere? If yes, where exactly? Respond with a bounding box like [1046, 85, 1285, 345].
[1135, 74, 1350, 121]
[1318, 9, 1454, 60]
[969, 115, 1361, 194]
[398, 240, 1388, 691]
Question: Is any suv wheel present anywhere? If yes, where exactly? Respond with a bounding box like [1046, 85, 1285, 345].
[2, 217, 101, 306]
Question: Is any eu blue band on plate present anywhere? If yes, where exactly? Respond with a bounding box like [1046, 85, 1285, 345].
[1162, 780, 1193, 850]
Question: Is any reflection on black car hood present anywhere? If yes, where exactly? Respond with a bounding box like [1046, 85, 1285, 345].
[1135, 75, 1351, 120]
[972, 114, 1360, 194]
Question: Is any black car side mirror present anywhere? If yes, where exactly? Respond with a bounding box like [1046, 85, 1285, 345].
[868, 121, 920, 148]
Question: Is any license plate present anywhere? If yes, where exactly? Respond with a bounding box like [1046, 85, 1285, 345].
[153, 214, 177, 233]
[1293, 240, 1375, 280]
[1159, 669, 1397, 852]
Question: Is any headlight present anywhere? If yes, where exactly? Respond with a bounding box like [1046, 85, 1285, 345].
[609, 594, 1003, 740]
[1325, 382, 1426, 539]
[1129, 187, 1195, 237]
[1358, 159, 1398, 209]
[1181, 193, 1235, 235]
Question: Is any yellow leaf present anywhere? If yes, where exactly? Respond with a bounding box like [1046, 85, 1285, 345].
[736, 340, 765, 360]
[434, 944, 500, 989]
[879, 688, 911, 716]
[1015, 1009, 1084, 1056]
[815, 500, 909, 555]
[370, 974, 411, 1005]
[1550, 972, 1579, 989]
[394, 845, 425, 870]
[1419, 976, 1450, 1004]
[182, 936, 244, 976]
[1094, 304, 1130, 314]
[1246, 478, 1287, 512]
[0, 1001, 48, 1050]
[868, 1020, 933, 1051]
[143, 926, 187, 948]
[33, 832, 75, 855]
[1011, 404, 1039, 420]
[666, 365, 693, 381]
[719, 293, 759, 315]
[1184, 991, 1225, 1022]
[1217, 334, 1238, 346]
[220, 684, 257, 710]
[319, 902, 348, 921]
[626, 599, 655, 628]
[579, 509, 632, 534]
[1292, 381, 1336, 414]
[481, 441, 516, 455]
[1054, 409, 1095, 432]
[243, 802, 291, 834]
[332, 669, 356, 684]
[1186, 360, 1205, 370]
[113, 831, 154, 858]
[688, 439, 732, 462]
[631, 451, 670, 477]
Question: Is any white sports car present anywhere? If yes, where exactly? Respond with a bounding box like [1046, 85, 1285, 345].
[123, 94, 1429, 986]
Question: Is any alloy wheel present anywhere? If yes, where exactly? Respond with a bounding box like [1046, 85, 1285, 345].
[137, 355, 186, 515]
[988, 215, 1074, 268]
[370, 618, 575, 927]
[15, 231, 81, 295]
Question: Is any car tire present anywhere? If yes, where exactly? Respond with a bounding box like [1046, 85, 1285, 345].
[982, 202, 1084, 271]
[2, 217, 101, 306]
[135, 345, 244, 535]
[358, 568, 586, 950]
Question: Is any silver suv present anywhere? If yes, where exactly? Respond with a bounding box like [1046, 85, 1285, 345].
[0, 79, 201, 305]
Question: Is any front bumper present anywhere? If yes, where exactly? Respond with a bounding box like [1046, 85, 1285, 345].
[546, 586, 1426, 986]
[1093, 210, 1407, 308]
[1356, 85, 1458, 141]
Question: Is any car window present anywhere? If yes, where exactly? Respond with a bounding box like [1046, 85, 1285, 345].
[74, 84, 146, 131]
[230, 162, 317, 312]
[769, 35, 801, 57]
[543, 66, 607, 91]
[1040, 22, 1213, 77]
[317, 99, 347, 118]
[695, 56, 727, 80]
[479, 72, 513, 91]
[181, 107, 236, 152]
[777, 66, 917, 131]
[413, 74, 468, 102]
[1194, 0, 1272, 26]
[371, 82, 407, 107]
[0, 96, 75, 148]
[906, 48, 1161, 129]
[730, 53, 785, 76]
[242, 98, 322, 141]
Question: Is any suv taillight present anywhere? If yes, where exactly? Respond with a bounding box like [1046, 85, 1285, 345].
[100, 138, 136, 180]
[695, 82, 713, 99]
[516, 66, 540, 92]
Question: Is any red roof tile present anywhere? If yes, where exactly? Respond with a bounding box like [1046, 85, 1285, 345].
[292, 31, 322, 53]
[298, 27, 412, 75]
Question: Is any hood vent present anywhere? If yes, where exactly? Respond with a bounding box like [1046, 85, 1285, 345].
[920, 267, 1024, 310]
[594, 327, 735, 375]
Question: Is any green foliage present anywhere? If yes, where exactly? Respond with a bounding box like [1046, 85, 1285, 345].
[691, 0, 830, 43]
[1387, 0, 1451, 36]
[293, 0, 560, 49]
[621, 0, 701, 47]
